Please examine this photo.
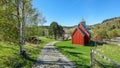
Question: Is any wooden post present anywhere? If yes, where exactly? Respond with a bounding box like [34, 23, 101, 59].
[117, 65, 120, 68]
[90, 49, 94, 68]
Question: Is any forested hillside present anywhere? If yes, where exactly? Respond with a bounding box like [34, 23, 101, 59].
[88, 17, 120, 40]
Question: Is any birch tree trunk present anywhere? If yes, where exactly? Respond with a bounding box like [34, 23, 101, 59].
[17, 0, 25, 54]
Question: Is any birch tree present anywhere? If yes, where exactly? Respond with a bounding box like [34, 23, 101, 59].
[0, 0, 43, 54]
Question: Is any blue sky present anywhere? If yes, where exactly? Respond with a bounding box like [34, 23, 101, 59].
[32, 0, 120, 26]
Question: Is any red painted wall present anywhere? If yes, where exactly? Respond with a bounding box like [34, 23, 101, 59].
[72, 29, 84, 45]
[78, 24, 90, 43]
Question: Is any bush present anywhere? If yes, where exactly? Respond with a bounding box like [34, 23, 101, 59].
[107, 30, 119, 39]
[26, 36, 41, 44]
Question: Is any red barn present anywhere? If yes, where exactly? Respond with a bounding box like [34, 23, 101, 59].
[72, 19, 91, 45]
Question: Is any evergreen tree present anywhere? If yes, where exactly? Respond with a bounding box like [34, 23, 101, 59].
[49, 22, 64, 40]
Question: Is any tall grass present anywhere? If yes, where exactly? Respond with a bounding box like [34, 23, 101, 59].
[0, 37, 53, 68]
[96, 44, 120, 63]
[92, 44, 120, 68]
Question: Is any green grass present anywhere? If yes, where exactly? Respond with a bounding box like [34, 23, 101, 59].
[55, 40, 120, 68]
[0, 37, 54, 68]
[95, 44, 120, 67]
[88, 43, 120, 68]
[116, 29, 120, 35]
[55, 40, 93, 68]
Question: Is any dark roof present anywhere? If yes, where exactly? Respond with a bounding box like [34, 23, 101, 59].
[77, 27, 85, 37]
[72, 23, 90, 37]
[81, 24, 91, 35]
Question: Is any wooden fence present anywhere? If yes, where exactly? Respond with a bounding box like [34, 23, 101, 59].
[90, 49, 120, 68]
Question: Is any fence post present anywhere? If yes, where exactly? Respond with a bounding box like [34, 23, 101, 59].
[90, 49, 94, 68]
[117, 64, 120, 68]
[90, 49, 92, 66]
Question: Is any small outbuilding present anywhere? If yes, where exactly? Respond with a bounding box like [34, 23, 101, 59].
[72, 19, 91, 45]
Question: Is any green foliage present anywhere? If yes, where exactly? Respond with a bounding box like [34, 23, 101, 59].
[116, 29, 120, 35]
[94, 29, 108, 39]
[49, 22, 59, 39]
[90, 17, 120, 40]
[49, 22, 64, 40]
[107, 30, 119, 39]
[38, 26, 47, 36]
[55, 40, 93, 68]
[0, 0, 45, 45]
[58, 25, 65, 37]
[0, 0, 19, 43]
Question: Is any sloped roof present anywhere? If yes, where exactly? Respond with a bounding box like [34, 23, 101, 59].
[81, 24, 91, 35]
[77, 27, 85, 37]
[72, 25, 85, 37]
[72, 23, 91, 37]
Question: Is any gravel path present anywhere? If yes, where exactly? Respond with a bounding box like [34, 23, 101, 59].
[33, 41, 75, 68]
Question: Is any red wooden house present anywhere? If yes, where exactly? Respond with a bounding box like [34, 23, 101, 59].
[72, 19, 91, 45]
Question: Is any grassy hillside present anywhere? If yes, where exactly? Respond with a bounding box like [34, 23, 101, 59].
[88, 17, 120, 39]
[89, 17, 120, 29]
[55, 40, 93, 68]
[94, 44, 120, 68]
[0, 37, 53, 68]
[96, 44, 120, 63]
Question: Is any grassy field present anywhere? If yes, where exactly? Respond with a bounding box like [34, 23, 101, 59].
[55, 40, 93, 68]
[55, 40, 120, 68]
[96, 44, 120, 63]
[116, 29, 120, 36]
[0, 37, 53, 68]
[94, 44, 120, 68]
